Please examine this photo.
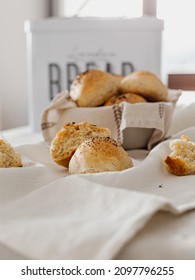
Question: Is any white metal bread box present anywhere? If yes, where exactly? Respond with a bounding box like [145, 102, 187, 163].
[25, 16, 164, 131]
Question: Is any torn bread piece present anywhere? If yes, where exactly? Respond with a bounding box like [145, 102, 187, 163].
[0, 139, 23, 168]
[50, 122, 112, 168]
[165, 135, 195, 176]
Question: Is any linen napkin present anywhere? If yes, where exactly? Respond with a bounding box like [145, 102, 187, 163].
[41, 89, 181, 149]
[0, 176, 172, 260]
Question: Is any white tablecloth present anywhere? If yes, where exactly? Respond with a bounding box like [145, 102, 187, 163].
[0, 91, 195, 260]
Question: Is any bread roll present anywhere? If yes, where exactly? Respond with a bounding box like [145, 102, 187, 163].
[69, 136, 133, 174]
[69, 69, 118, 107]
[104, 92, 147, 106]
[119, 71, 168, 102]
[50, 122, 112, 168]
[0, 139, 22, 168]
[111, 73, 124, 87]
[165, 135, 195, 176]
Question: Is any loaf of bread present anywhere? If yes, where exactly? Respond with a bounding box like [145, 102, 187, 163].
[119, 71, 168, 102]
[69, 69, 119, 107]
[69, 136, 133, 174]
[0, 139, 22, 168]
[50, 122, 112, 168]
[165, 135, 195, 176]
[104, 92, 147, 106]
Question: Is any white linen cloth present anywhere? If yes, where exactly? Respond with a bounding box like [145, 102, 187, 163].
[41, 90, 181, 149]
[0, 126, 195, 260]
[116, 209, 195, 260]
[169, 91, 195, 134]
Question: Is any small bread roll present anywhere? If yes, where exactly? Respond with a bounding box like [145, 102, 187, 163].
[119, 71, 168, 102]
[111, 73, 124, 87]
[104, 92, 147, 106]
[69, 69, 118, 107]
[50, 122, 111, 168]
[69, 136, 133, 174]
[0, 139, 22, 168]
[165, 135, 195, 176]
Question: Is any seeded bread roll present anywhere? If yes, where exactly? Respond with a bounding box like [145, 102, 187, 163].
[165, 135, 195, 176]
[50, 122, 112, 168]
[119, 71, 168, 102]
[0, 139, 22, 168]
[104, 92, 147, 106]
[69, 69, 118, 107]
[69, 136, 133, 174]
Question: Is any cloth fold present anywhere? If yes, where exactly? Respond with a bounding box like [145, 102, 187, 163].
[0, 177, 173, 260]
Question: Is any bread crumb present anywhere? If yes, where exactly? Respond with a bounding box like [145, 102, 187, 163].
[0, 139, 23, 168]
[164, 135, 195, 176]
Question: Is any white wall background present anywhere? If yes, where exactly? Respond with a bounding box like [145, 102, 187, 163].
[0, 0, 50, 130]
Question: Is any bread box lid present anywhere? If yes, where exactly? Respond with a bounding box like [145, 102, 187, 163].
[24, 16, 164, 33]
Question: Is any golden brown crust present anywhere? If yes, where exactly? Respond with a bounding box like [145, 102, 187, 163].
[111, 74, 124, 88]
[104, 92, 147, 106]
[165, 156, 190, 176]
[119, 71, 168, 102]
[69, 69, 118, 107]
[50, 122, 112, 168]
[164, 135, 195, 176]
[69, 136, 133, 174]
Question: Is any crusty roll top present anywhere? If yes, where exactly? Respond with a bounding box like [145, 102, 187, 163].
[119, 71, 168, 102]
[104, 92, 147, 106]
[69, 136, 133, 174]
[69, 69, 119, 107]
